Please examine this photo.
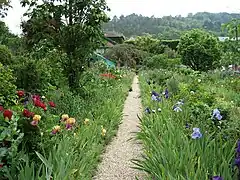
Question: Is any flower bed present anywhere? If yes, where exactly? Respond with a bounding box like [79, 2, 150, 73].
[134, 69, 240, 179]
[0, 68, 134, 179]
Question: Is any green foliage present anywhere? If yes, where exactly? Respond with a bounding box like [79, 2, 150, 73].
[0, 115, 24, 178]
[143, 54, 181, 69]
[104, 43, 148, 68]
[1, 68, 134, 180]
[20, 0, 110, 90]
[178, 29, 221, 71]
[0, 62, 16, 106]
[161, 39, 180, 50]
[220, 52, 240, 66]
[11, 54, 66, 94]
[0, 0, 11, 18]
[222, 18, 240, 41]
[103, 12, 240, 38]
[0, 44, 12, 65]
[135, 69, 240, 179]
[125, 34, 165, 54]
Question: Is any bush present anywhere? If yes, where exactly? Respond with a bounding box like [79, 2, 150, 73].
[125, 35, 166, 54]
[0, 45, 12, 66]
[178, 29, 221, 71]
[104, 43, 148, 68]
[12, 52, 66, 94]
[0, 62, 17, 106]
[143, 54, 181, 69]
[161, 39, 179, 50]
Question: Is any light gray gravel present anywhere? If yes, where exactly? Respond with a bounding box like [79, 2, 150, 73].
[93, 75, 145, 180]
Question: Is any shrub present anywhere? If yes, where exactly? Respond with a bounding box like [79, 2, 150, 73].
[12, 53, 66, 94]
[104, 43, 147, 68]
[161, 39, 179, 50]
[178, 29, 221, 71]
[0, 62, 17, 106]
[0, 45, 12, 66]
[143, 54, 181, 69]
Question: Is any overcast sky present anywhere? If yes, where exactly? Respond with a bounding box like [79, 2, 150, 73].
[1, 0, 240, 35]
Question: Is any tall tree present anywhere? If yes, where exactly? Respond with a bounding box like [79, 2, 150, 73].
[20, 0, 110, 90]
[0, 0, 11, 18]
[222, 18, 240, 41]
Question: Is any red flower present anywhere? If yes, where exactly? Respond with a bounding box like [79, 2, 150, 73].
[0, 163, 3, 168]
[17, 90, 24, 98]
[49, 101, 56, 107]
[33, 99, 47, 111]
[100, 73, 116, 79]
[32, 95, 41, 102]
[23, 109, 34, 118]
[3, 110, 13, 120]
[0, 106, 4, 112]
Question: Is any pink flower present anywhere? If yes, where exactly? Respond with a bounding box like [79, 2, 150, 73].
[30, 120, 38, 126]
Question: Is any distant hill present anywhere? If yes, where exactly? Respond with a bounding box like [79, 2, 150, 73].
[103, 12, 240, 39]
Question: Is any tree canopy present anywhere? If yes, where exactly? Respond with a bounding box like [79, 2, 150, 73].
[178, 29, 221, 71]
[103, 12, 240, 39]
[20, 0, 110, 90]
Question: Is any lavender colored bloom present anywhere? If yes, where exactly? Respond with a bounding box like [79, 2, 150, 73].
[237, 140, 240, 154]
[215, 113, 222, 120]
[212, 108, 223, 120]
[145, 107, 151, 114]
[213, 109, 220, 116]
[176, 100, 184, 106]
[235, 157, 240, 167]
[151, 91, 159, 97]
[164, 89, 169, 99]
[191, 128, 202, 139]
[212, 176, 223, 180]
[173, 105, 182, 112]
[151, 95, 161, 102]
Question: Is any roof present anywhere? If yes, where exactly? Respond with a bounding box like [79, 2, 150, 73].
[104, 31, 125, 39]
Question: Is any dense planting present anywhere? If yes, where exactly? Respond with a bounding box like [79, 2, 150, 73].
[133, 68, 240, 179]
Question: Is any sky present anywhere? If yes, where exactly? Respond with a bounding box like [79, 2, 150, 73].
[1, 0, 240, 35]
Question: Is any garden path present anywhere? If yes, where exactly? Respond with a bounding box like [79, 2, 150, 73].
[93, 75, 144, 180]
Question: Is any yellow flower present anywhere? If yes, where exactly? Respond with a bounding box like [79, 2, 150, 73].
[61, 114, 69, 121]
[66, 118, 76, 125]
[101, 126, 106, 137]
[84, 118, 90, 125]
[33, 115, 41, 121]
[51, 125, 61, 134]
[53, 125, 61, 131]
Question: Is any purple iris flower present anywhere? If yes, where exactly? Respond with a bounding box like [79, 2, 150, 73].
[191, 128, 202, 139]
[145, 107, 151, 114]
[212, 176, 223, 180]
[151, 91, 159, 97]
[151, 94, 161, 102]
[173, 105, 182, 112]
[212, 108, 223, 120]
[164, 89, 169, 99]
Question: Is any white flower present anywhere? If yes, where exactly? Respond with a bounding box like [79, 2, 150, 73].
[190, 91, 195, 94]
[198, 79, 201, 83]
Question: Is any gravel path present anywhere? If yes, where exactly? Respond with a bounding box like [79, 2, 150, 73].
[93, 75, 144, 180]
